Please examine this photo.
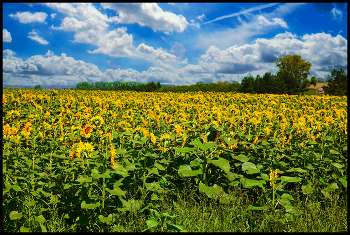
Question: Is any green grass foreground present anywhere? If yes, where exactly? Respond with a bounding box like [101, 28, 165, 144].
[3, 185, 347, 232]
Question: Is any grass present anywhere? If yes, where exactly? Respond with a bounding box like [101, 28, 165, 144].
[78, 187, 347, 232]
[5, 185, 345, 232]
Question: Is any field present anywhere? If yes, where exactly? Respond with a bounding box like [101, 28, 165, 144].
[2, 89, 347, 232]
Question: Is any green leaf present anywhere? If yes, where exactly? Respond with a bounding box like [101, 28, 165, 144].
[98, 214, 113, 224]
[242, 162, 260, 174]
[35, 215, 46, 223]
[174, 147, 196, 153]
[330, 149, 340, 155]
[116, 149, 128, 155]
[281, 176, 302, 183]
[75, 176, 92, 183]
[232, 154, 249, 162]
[154, 162, 165, 171]
[328, 182, 339, 191]
[81, 201, 100, 209]
[166, 222, 187, 231]
[209, 157, 230, 173]
[339, 177, 347, 188]
[301, 184, 315, 195]
[190, 159, 201, 168]
[332, 163, 344, 169]
[199, 182, 228, 199]
[106, 187, 126, 196]
[9, 211, 22, 220]
[241, 178, 265, 188]
[224, 138, 237, 146]
[178, 165, 203, 177]
[148, 167, 159, 176]
[91, 169, 101, 179]
[146, 218, 158, 228]
[247, 203, 265, 211]
[20, 226, 30, 232]
[286, 168, 307, 173]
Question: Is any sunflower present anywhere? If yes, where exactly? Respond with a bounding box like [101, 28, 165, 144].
[91, 116, 104, 128]
[150, 133, 156, 144]
[80, 123, 93, 138]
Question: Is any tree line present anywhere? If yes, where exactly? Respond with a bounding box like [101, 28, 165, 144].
[75, 81, 162, 92]
[33, 54, 347, 96]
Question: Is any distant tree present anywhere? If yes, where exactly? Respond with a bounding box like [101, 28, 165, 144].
[275, 54, 312, 94]
[322, 68, 347, 96]
[156, 81, 162, 89]
[240, 76, 256, 94]
[34, 85, 42, 90]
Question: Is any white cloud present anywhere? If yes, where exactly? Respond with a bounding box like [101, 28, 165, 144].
[331, 7, 342, 20]
[195, 31, 347, 81]
[196, 14, 206, 21]
[9, 11, 48, 23]
[101, 3, 188, 34]
[3, 29, 12, 42]
[3, 49, 16, 57]
[27, 30, 49, 45]
[202, 3, 280, 25]
[257, 15, 288, 28]
[87, 28, 135, 57]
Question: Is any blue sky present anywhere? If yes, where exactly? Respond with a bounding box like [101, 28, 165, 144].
[2, 3, 347, 88]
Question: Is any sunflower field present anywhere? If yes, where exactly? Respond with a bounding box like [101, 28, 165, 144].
[2, 89, 347, 232]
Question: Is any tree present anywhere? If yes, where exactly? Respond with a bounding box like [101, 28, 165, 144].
[275, 54, 312, 94]
[34, 85, 42, 90]
[240, 76, 255, 93]
[322, 68, 347, 96]
[156, 81, 162, 89]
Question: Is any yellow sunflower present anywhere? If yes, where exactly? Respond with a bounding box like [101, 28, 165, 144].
[80, 123, 93, 138]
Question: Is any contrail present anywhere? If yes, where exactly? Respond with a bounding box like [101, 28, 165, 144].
[201, 3, 281, 25]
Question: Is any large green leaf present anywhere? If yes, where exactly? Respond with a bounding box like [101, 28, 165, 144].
[81, 201, 100, 209]
[105, 186, 126, 196]
[301, 184, 315, 195]
[174, 147, 196, 153]
[242, 162, 260, 174]
[178, 165, 203, 177]
[198, 182, 226, 199]
[232, 154, 250, 162]
[209, 157, 230, 173]
[281, 176, 302, 183]
[9, 211, 22, 220]
[241, 178, 265, 188]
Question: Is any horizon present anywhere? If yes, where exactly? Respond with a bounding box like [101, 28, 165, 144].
[3, 3, 347, 89]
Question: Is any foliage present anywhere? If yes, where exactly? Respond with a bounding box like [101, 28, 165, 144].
[75, 81, 162, 92]
[275, 55, 313, 94]
[322, 68, 347, 96]
[2, 89, 347, 232]
[34, 85, 42, 90]
[156, 81, 242, 93]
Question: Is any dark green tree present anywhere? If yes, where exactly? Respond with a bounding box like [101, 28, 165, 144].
[34, 85, 42, 90]
[275, 54, 312, 94]
[322, 68, 347, 96]
[240, 76, 256, 94]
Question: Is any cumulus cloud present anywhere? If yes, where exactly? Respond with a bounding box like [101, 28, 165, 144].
[196, 31, 347, 80]
[27, 30, 49, 45]
[9, 11, 48, 23]
[101, 3, 188, 34]
[3, 29, 12, 42]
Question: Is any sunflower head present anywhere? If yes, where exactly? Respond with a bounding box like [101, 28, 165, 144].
[80, 124, 93, 138]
